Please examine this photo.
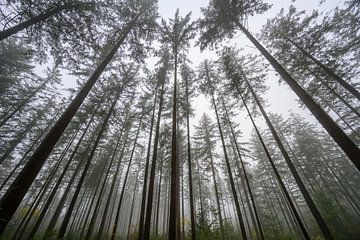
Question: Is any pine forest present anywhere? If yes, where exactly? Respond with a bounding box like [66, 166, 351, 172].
[0, 0, 359, 239]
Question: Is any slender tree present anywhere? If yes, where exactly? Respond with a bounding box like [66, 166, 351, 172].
[159, 9, 196, 239]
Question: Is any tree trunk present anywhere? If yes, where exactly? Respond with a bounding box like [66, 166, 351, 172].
[143, 77, 166, 240]
[185, 72, 197, 240]
[12, 130, 77, 239]
[138, 89, 158, 240]
[236, 84, 312, 240]
[127, 159, 142, 240]
[223, 100, 264, 240]
[169, 48, 180, 240]
[211, 91, 247, 240]
[0, 20, 136, 234]
[236, 22, 360, 171]
[238, 67, 333, 240]
[155, 158, 164, 239]
[45, 128, 97, 233]
[0, 109, 60, 191]
[27, 109, 97, 239]
[84, 144, 118, 240]
[0, 2, 93, 41]
[57, 86, 123, 239]
[110, 110, 144, 240]
[95, 126, 130, 239]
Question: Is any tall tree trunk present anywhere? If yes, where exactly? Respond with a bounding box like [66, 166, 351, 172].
[223, 100, 264, 240]
[127, 158, 142, 240]
[236, 84, 312, 240]
[0, 20, 137, 234]
[110, 110, 144, 240]
[138, 89, 158, 240]
[238, 67, 334, 240]
[235, 22, 360, 171]
[45, 129, 97, 233]
[207, 135, 225, 237]
[143, 78, 166, 240]
[27, 109, 97, 239]
[57, 86, 123, 239]
[287, 37, 360, 101]
[14, 129, 79, 240]
[84, 144, 117, 240]
[210, 90, 247, 240]
[0, 2, 93, 41]
[185, 71, 197, 240]
[155, 159, 164, 239]
[0, 109, 60, 190]
[95, 125, 130, 239]
[77, 150, 110, 239]
[169, 48, 180, 240]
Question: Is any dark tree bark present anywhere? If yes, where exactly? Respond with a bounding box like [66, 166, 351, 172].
[208, 75, 247, 239]
[126, 159, 142, 240]
[95, 126, 130, 239]
[45, 128, 98, 233]
[169, 49, 180, 240]
[0, 20, 136, 234]
[235, 83, 312, 240]
[12, 129, 78, 240]
[143, 77, 166, 240]
[238, 67, 334, 240]
[27, 109, 97, 239]
[222, 100, 264, 240]
[110, 110, 144, 240]
[0, 2, 94, 41]
[138, 89, 158, 240]
[185, 70, 197, 240]
[57, 85, 123, 239]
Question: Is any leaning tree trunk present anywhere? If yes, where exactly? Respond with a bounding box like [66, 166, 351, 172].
[286, 37, 360, 101]
[138, 88, 158, 240]
[205, 130, 225, 237]
[210, 89, 247, 240]
[57, 85, 123, 239]
[0, 19, 137, 234]
[110, 109, 144, 240]
[185, 72, 197, 240]
[0, 2, 93, 41]
[236, 84, 312, 240]
[84, 145, 117, 240]
[11, 130, 77, 240]
[222, 100, 265, 240]
[169, 48, 180, 240]
[239, 68, 334, 240]
[27, 109, 98, 239]
[235, 22, 360, 171]
[143, 77, 166, 240]
[95, 126, 130, 239]
[126, 159, 142, 240]
[45, 128, 98, 233]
